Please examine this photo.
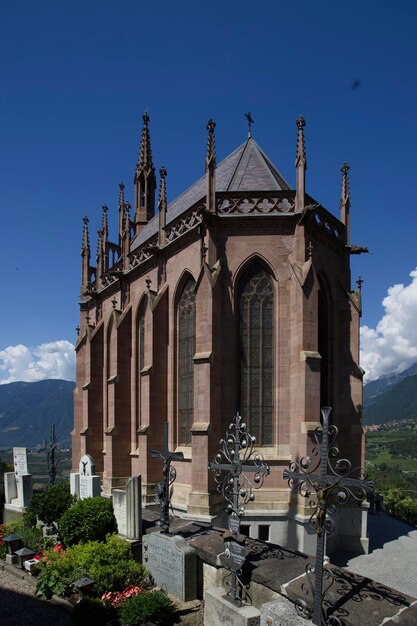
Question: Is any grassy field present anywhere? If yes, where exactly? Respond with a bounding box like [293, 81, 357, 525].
[1, 449, 72, 490]
[366, 430, 417, 474]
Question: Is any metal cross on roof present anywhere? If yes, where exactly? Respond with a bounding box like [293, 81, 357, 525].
[209, 413, 269, 605]
[283, 406, 374, 625]
[244, 112, 254, 136]
[151, 422, 184, 533]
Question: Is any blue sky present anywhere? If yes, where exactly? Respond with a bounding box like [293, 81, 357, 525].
[1, 0, 416, 383]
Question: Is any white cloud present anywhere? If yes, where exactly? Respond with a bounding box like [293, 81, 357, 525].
[0, 340, 75, 384]
[361, 268, 417, 382]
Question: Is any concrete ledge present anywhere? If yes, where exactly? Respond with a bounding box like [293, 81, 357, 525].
[205, 586, 260, 626]
[261, 597, 313, 625]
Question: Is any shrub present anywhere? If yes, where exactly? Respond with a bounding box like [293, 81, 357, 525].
[36, 534, 147, 599]
[58, 497, 117, 546]
[121, 590, 176, 626]
[1, 519, 50, 554]
[28, 483, 75, 529]
[72, 597, 116, 626]
[66, 534, 147, 594]
[92, 561, 147, 595]
[36, 544, 80, 599]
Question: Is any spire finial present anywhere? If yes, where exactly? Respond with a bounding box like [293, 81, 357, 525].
[119, 182, 125, 204]
[137, 111, 153, 171]
[82, 216, 90, 252]
[101, 204, 108, 240]
[341, 162, 350, 199]
[158, 166, 167, 210]
[123, 201, 131, 232]
[158, 167, 168, 247]
[118, 183, 125, 246]
[205, 119, 217, 213]
[134, 113, 156, 232]
[340, 162, 351, 243]
[296, 116, 306, 165]
[244, 112, 254, 137]
[96, 228, 103, 258]
[295, 116, 307, 211]
[206, 119, 216, 171]
[81, 216, 91, 295]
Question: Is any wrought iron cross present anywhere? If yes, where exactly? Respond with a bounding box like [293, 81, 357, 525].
[46, 423, 62, 486]
[244, 112, 254, 135]
[151, 422, 184, 534]
[208, 413, 269, 605]
[283, 406, 374, 626]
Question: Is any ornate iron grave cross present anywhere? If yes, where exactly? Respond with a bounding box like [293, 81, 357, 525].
[151, 422, 184, 534]
[208, 413, 270, 606]
[283, 406, 374, 626]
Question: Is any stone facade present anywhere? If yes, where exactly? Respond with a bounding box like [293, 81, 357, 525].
[72, 115, 367, 554]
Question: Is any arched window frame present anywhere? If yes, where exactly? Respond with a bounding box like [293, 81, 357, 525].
[177, 275, 196, 446]
[236, 261, 274, 446]
[105, 315, 116, 430]
[135, 297, 147, 428]
[317, 273, 333, 407]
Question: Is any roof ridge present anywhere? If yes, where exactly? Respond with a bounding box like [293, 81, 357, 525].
[225, 137, 251, 191]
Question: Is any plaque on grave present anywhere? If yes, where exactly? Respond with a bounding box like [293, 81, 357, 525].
[225, 537, 247, 572]
[13, 448, 29, 475]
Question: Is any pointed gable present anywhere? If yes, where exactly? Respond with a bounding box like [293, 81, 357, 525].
[131, 137, 292, 250]
[225, 138, 290, 192]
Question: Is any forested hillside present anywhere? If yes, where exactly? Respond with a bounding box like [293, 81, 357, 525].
[0, 379, 74, 448]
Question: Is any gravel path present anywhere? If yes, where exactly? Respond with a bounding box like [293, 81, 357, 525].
[0, 569, 75, 625]
[0, 567, 204, 625]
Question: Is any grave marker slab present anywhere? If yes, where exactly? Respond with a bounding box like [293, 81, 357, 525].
[113, 475, 142, 540]
[3, 447, 33, 513]
[70, 454, 101, 500]
[143, 531, 198, 601]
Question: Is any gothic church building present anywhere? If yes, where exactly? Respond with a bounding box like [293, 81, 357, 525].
[73, 115, 367, 554]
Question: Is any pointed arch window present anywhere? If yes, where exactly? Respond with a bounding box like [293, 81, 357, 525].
[178, 277, 196, 445]
[138, 313, 145, 372]
[238, 264, 274, 445]
[136, 303, 146, 428]
[318, 275, 333, 407]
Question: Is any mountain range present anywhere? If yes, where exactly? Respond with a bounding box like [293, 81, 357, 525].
[363, 362, 417, 424]
[0, 365, 416, 449]
[0, 379, 74, 449]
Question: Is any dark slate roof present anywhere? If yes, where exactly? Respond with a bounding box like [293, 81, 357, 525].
[131, 137, 292, 251]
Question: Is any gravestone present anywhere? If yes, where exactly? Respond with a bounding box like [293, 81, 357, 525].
[70, 454, 101, 500]
[4, 447, 33, 515]
[143, 531, 198, 601]
[113, 475, 142, 540]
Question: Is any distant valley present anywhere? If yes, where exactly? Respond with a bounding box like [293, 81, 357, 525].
[0, 364, 416, 450]
[0, 379, 74, 449]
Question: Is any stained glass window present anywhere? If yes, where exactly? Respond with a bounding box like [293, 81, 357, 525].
[318, 275, 333, 407]
[238, 265, 273, 445]
[139, 314, 145, 371]
[178, 277, 196, 445]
